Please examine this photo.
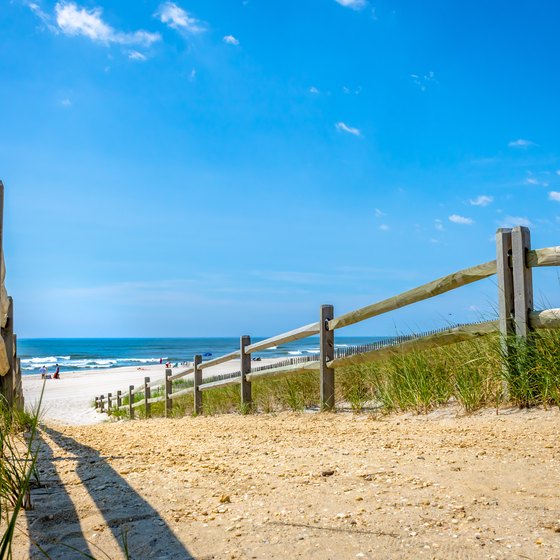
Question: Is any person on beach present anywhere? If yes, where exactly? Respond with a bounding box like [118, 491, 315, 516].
[160, 357, 163, 364]
[40, 365, 47, 379]
[53, 364, 60, 379]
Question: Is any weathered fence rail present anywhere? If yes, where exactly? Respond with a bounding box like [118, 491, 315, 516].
[96, 226, 560, 418]
[0, 181, 22, 410]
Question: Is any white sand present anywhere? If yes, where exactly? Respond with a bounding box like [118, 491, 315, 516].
[22, 358, 280, 426]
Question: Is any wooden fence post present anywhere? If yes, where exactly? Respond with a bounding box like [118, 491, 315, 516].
[512, 226, 534, 340]
[1, 297, 14, 406]
[107, 392, 112, 414]
[193, 355, 202, 415]
[128, 385, 134, 419]
[99, 394, 105, 413]
[116, 390, 122, 410]
[165, 368, 172, 417]
[496, 228, 514, 392]
[240, 335, 252, 411]
[320, 304, 335, 411]
[144, 377, 151, 418]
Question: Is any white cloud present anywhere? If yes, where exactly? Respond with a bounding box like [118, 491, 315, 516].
[54, 2, 160, 46]
[128, 50, 147, 61]
[335, 0, 367, 9]
[411, 71, 436, 92]
[525, 176, 548, 187]
[449, 214, 474, 225]
[374, 208, 385, 218]
[223, 34, 239, 45]
[155, 2, 205, 33]
[26, 1, 58, 32]
[379, 224, 389, 231]
[500, 216, 532, 228]
[309, 86, 319, 94]
[60, 98, 71, 106]
[469, 195, 493, 207]
[434, 219, 444, 231]
[508, 139, 536, 149]
[549, 191, 560, 202]
[335, 122, 361, 136]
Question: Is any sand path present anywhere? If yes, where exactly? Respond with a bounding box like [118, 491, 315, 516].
[11, 407, 560, 559]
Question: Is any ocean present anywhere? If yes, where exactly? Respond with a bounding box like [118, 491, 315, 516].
[18, 337, 383, 375]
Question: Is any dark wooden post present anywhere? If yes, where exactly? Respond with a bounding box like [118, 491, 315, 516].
[116, 390, 122, 409]
[320, 304, 335, 411]
[496, 228, 514, 393]
[193, 355, 202, 415]
[164, 368, 172, 417]
[95, 396, 99, 409]
[128, 385, 134, 419]
[107, 392, 112, 414]
[144, 377, 151, 418]
[1, 297, 15, 406]
[240, 335, 252, 411]
[99, 394, 105, 413]
[512, 226, 534, 339]
[15, 357, 23, 411]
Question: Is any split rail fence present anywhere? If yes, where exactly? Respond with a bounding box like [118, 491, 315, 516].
[0, 181, 23, 409]
[96, 226, 560, 417]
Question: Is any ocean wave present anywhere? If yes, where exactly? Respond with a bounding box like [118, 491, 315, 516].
[288, 351, 302, 355]
[304, 349, 320, 354]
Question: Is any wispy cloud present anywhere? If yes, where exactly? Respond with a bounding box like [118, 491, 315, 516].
[155, 2, 205, 33]
[374, 208, 385, 218]
[525, 176, 549, 187]
[335, 0, 367, 10]
[128, 50, 147, 61]
[379, 224, 389, 231]
[469, 195, 493, 207]
[309, 86, 319, 94]
[54, 2, 160, 46]
[25, 1, 58, 32]
[335, 122, 361, 137]
[434, 219, 444, 231]
[508, 138, 537, 149]
[449, 214, 474, 225]
[500, 215, 532, 228]
[60, 98, 71, 107]
[223, 34, 239, 45]
[410, 71, 436, 92]
[549, 191, 560, 202]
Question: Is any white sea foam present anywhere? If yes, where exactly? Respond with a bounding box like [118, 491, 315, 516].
[288, 351, 302, 355]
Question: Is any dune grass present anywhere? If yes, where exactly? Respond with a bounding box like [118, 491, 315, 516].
[104, 329, 560, 420]
[0, 389, 43, 559]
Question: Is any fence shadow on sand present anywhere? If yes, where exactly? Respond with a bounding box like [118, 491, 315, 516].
[25, 426, 194, 559]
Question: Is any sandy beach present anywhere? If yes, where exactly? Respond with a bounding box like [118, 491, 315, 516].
[22, 359, 282, 425]
[12, 406, 560, 559]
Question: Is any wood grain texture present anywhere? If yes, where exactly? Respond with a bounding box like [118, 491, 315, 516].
[198, 351, 240, 370]
[512, 226, 533, 339]
[244, 323, 320, 354]
[328, 260, 497, 331]
[320, 305, 335, 411]
[527, 246, 560, 268]
[169, 367, 194, 381]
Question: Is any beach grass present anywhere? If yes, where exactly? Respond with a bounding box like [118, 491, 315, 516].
[104, 329, 560, 420]
[0, 389, 43, 559]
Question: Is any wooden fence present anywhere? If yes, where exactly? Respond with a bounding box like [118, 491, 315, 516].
[96, 226, 560, 417]
[0, 181, 23, 409]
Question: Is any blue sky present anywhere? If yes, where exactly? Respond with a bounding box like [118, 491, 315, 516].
[2, 0, 560, 338]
